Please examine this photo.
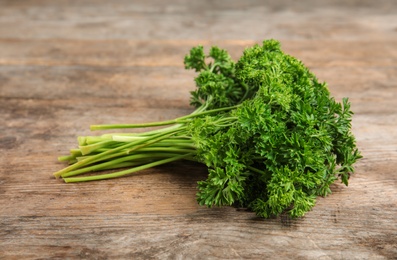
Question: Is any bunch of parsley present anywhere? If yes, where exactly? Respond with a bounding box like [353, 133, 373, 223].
[55, 40, 361, 218]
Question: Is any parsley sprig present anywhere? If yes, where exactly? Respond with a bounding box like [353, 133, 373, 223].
[55, 40, 361, 218]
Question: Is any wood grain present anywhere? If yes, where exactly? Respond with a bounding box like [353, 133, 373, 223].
[1, 0, 396, 259]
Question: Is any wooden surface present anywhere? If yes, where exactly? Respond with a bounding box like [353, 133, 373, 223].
[1, 0, 396, 259]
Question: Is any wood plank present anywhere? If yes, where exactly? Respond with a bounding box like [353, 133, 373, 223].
[0, 39, 396, 68]
[0, 0, 395, 40]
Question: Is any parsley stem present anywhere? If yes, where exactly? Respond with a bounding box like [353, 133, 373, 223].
[79, 140, 117, 155]
[61, 152, 195, 178]
[53, 126, 187, 178]
[63, 153, 194, 183]
[89, 105, 239, 130]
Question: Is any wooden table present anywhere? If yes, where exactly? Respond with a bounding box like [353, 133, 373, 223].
[1, 1, 396, 259]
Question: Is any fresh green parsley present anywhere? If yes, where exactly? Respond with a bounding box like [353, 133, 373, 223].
[55, 39, 361, 218]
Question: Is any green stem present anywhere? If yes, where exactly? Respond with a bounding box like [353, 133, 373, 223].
[247, 166, 266, 175]
[58, 155, 74, 162]
[89, 105, 239, 131]
[53, 126, 186, 178]
[79, 140, 117, 155]
[77, 139, 196, 155]
[61, 152, 195, 178]
[73, 146, 196, 163]
[63, 153, 194, 182]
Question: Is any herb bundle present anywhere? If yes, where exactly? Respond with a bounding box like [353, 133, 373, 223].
[55, 40, 361, 218]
